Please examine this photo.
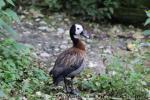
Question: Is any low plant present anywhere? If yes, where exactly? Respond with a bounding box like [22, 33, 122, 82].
[0, 39, 49, 99]
[143, 10, 150, 37]
[77, 55, 148, 99]
[0, 0, 19, 35]
[44, 0, 119, 20]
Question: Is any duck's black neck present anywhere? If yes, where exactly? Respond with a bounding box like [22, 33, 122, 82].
[70, 34, 85, 50]
[70, 34, 77, 46]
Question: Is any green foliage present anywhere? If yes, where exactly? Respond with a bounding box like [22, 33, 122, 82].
[143, 10, 150, 36]
[0, 0, 19, 35]
[44, 0, 62, 11]
[44, 0, 119, 20]
[78, 55, 148, 99]
[121, 0, 144, 8]
[0, 39, 49, 99]
[143, 30, 150, 36]
[79, 73, 147, 99]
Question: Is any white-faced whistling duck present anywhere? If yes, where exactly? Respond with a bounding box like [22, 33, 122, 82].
[49, 24, 89, 95]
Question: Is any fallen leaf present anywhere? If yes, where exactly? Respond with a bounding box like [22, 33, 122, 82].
[127, 43, 136, 51]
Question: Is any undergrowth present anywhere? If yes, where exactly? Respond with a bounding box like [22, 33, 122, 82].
[0, 39, 49, 99]
[44, 0, 119, 20]
[77, 53, 149, 100]
[0, 41, 149, 99]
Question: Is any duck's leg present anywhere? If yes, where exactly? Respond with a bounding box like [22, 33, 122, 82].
[64, 78, 71, 93]
[70, 76, 74, 90]
[70, 76, 79, 95]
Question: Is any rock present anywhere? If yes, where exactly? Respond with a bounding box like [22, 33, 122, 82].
[88, 60, 106, 75]
[38, 26, 50, 31]
[57, 28, 65, 34]
[89, 61, 98, 68]
[38, 43, 42, 46]
[54, 47, 60, 52]
[60, 45, 67, 49]
[62, 40, 68, 44]
[93, 32, 110, 40]
[26, 22, 33, 26]
[58, 17, 62, 21]
[103, 46, 114, 54]
[36, 91, 42, 96]
[35, 18, 41, 22]
[31, 52, 38, 58]
[129, 25, 134, 29]
[132, 34, 144, 39]
[51, 21, 56, 26]
[110, 25, 122, 35]
[39, 21, 47, 25]
[43, 94, 51, 100]
[144, 60, 150, 67]
[51, 62, 55, 66]
[40, 52, 50, 58]
[42, 32, 47, 36]
[23, 10, 29, 15]
[65, 30, 69, 35]
[99, 46, 105, 49]
[116, 40, 127, 50]
[21, 97, 27, 100]
[29, 9, 44, 18]
[140, 43, 150, 47]
[64, 18, 69, 22]
[87, 44, 91, 48]
[22, 31, 31, 35]
[93, 28, 101, 33]
[109, 71, 117, 76]
[20, 15, 26, 19]
[48, 27, 55, 31]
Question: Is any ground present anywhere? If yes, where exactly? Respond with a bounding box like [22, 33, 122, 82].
[11, 9, 149, 99]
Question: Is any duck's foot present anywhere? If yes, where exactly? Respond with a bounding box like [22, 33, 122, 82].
[69, 88, 80, 95]
[64, 88, 79, 95]
[64, 87, 72, 93]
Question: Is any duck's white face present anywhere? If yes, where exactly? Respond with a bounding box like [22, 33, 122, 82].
[75, 24, 84, 35]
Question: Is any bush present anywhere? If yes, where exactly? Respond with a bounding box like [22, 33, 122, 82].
[77, 55, 148, 99]
[143, 10, 150, 37]
[0, 0, 19, 35]
[79, 72, 147, 99]
[0, 39, 49, 99]
[0, 0, 50, 99]
[44, 0, 119, 20]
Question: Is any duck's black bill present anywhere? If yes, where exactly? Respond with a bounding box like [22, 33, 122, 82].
[80, 30, 90, 38]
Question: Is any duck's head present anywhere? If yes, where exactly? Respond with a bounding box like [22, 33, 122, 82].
[70, 24, 90, 40]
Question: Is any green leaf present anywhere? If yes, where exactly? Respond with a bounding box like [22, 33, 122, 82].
[0, 0, 5, 9]
[143, 30, 150, 36]
[106, 13, 111, 19]
[6, 0, 15, 6]
[146, 10, 150, 17]
[22, 79, 30, 92]
[4, 9, 20, 22]
[109, 7, 114, 14]
[0, 90, 5, 97]
[0, 19, 17, 35]
[144, 18, 150, 26]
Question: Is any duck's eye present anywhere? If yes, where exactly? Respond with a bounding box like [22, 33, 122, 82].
[77, 28, 80, 30]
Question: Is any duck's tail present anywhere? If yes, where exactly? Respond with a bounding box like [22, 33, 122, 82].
[49, 69, 64, 86]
